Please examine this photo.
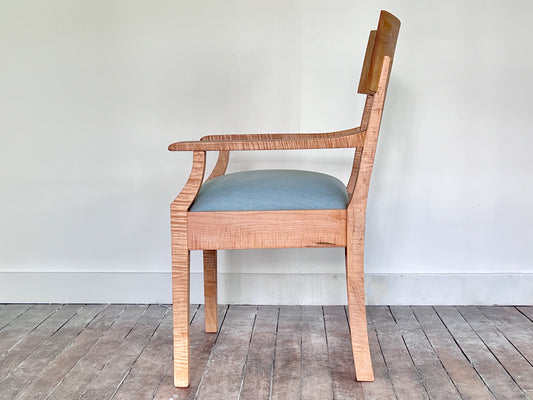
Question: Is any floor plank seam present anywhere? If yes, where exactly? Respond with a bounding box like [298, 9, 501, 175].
[190, 304, 201, 325]
[515, 307, 533, 324]
[398, 330, 430, 400]
[373, 328, 398, 399]
[298, 306, 303, 400]
[320, 306, 335, 400]
[49, 305, 84, 338]
[0, 305, 34, 331]
[237, 306, 259, 400]
[122, 305, 149, 340]
[268, 307, 281, 400]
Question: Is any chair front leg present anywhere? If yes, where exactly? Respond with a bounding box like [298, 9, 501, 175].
[203, 250, 218, 333]
[171, 211, 190, 387]
[345, 225, 374, 382]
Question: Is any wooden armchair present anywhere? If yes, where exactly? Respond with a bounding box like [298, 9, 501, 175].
[168, 10, 400, 387]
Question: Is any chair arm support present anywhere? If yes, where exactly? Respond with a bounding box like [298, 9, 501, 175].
[170, 151, 206, 211]
[168, 128, 365, 151]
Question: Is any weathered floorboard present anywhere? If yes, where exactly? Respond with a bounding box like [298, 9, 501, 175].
[194, 305, 257, 400]
[153, 304, 227, 400]
[301, 305, 333, 400]
[270, 305, 302, 400]
[390, 306, 461, 400]
[411, 306, 495, 400]
[435, 306, 528, 400]
[1, 304, 112, 400]
[0, 304, 81, 381]
[239, 306, 279, 400]
[323, 306, 365, 400]
[458, 306, 533, 398]
[481, 306, 533, 366]
[0, 304, 531, 400]
[46, 304, 148, 400]
[113, 306, 173, 400]
[79, 305, 168, 400]
[0, 304, 60, 356]
[0, 305, 32, 331]
[368, 306, 427, 400]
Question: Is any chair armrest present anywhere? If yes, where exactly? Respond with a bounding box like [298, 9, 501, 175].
[199, 127, 362, 142]
[169, 127, 365, 151]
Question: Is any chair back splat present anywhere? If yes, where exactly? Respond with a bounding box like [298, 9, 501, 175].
[168, 10, 400, 388]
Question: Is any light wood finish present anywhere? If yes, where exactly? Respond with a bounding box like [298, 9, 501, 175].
[205, 151, 229, 182]
[358, 11, 401, 94]
[344, 56, 392, 382]
[188, 210, 347, 250]
[1, 304, 532, 399]
[168, 10, 400, 387]
[202, 250, 218, 333]
[358, 30, 378, 95]
[199, 126, 363, 142]
[170, 151, 205, 387]
[169, 128, 365, 152]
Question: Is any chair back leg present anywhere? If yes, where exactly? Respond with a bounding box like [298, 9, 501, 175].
[345, 220, 374, 381]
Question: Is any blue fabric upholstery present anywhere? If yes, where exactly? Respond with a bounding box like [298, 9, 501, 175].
[189, 169, 349, 212]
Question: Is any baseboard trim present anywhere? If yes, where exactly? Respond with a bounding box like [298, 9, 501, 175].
[1, 271, 532, 305]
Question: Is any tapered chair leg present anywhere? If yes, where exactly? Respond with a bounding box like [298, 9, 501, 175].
[203, 250, 218, 333]
[171, 211, 190, 388]
[345, 236, 374, 382]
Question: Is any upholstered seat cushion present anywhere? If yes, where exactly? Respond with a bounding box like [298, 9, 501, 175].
[189, 169, 349, 212]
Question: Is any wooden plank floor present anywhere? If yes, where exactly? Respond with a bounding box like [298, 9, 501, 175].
[0, 305, 532, 400]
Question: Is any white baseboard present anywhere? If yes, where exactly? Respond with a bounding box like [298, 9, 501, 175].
[1, 271, 532, 305]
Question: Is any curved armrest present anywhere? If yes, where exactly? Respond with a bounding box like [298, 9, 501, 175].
[169, 127, 365, 151]
[199, 127, 361, 142]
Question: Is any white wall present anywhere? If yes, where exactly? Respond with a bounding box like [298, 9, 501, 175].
[1, 1, 532, 304]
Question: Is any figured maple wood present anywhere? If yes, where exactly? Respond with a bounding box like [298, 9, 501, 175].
[168, 129, 365, 152]
[345, 56, 393, 383]
[349, 56, 391, 210]
[170, 151, 206, 388]
[171, 151, 206, 210]
[168, 10, 400, 388]
[203, 250, 218, 333]
[345, 211, 374, 381]
[347, 95, 374, 196]
[358, 11, 400, 94]
[205, 151, 229, 182]
[187, 210, 347, 250]
[199, 127, 362, 142]
[358, 30, 378, 95]
[346, 147, 363, 197]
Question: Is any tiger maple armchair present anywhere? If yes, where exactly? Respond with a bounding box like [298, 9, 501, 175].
[168, 10, 400, 388]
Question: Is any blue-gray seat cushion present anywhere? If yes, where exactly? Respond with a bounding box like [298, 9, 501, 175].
[189, 169, 349, 212]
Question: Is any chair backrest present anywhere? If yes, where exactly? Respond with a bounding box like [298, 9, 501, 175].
[358, 11, 400, 95]
[347, 11, 400, 202]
